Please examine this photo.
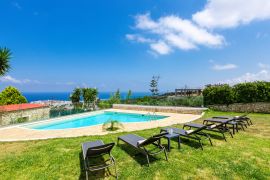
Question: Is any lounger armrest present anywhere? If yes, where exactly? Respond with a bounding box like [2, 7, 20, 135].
[137, 140, 146, 147]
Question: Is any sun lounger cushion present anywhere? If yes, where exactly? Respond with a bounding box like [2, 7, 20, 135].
[118, 134, 145, 148]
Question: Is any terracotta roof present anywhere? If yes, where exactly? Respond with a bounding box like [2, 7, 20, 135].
[0, 103, 47, 112]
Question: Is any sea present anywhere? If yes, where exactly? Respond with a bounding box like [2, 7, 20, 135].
[23, 92, 151, 102]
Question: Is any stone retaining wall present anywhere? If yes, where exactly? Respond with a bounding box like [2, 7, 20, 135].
[209, 102, 270, 113]
[0, 107, 51, 126]
[113, 104, 207, 115]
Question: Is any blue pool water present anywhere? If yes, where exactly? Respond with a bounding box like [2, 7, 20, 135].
[25, 112, 168, 130]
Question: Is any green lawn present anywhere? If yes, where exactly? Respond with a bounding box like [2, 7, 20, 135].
[0, 111, 270, 179]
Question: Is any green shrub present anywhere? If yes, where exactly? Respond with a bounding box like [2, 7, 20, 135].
[203, 85, 234, 105]
[16, 117, 28, 123]
[10, 117, 29, 124]
[126, 96, 203, 107]
[108, 90, 121, 105]
[98, 100, 112, 109]
[233, 82, 258, 103]
[0, 86, 27, 105]
[203, 81, 270, 105]
[253, 81, 270, 102]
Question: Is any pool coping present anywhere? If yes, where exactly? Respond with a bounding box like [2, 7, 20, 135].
[0, 110, 105, 130]
[21, 110, 169, 131]
[0, 109, 204, 142]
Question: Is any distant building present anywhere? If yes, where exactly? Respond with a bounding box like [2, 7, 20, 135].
[31, 100, 73, 108]
[175, 88, 202, 96]
[0, 104, 50, 126]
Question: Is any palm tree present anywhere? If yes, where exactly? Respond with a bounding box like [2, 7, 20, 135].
[0, 47, 11, 76]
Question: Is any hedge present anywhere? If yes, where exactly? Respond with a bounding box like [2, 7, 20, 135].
[203, 81, 270, 105]
[121, 96, 203, 107]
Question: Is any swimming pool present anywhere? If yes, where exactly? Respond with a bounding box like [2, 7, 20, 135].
[25, 111, 168, 130]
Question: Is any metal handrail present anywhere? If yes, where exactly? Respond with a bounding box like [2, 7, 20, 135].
[147, 111, 158, 121]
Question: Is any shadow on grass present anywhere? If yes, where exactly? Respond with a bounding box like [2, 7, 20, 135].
[206, 132, 230, 141]
[117, 143, 163, 166]
[178, 138, 208, 149]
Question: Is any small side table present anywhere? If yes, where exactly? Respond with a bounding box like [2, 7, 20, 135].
[160, 129, 181, 152]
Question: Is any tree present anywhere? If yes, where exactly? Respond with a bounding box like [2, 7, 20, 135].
[82, 88, 98, 109]
[149, 76, 160, 96]
[70, 88, 81, 105]
[115, 89, 121, 101]
[126, 90, 132, 103]
[0, 47, 11, 77]
[108, 89, 121, 105]
[0, 86, 27, 105]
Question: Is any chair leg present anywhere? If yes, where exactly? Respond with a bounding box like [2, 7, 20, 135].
[85, 170, 89, 180]
[221, 132, 227, 142]
[198, 140, 203, 150]
[230, 124, 235, 134]
[84, 160, 89, 180]
[164, 148, 168, 161]
[209, 137, 213, 146]
[178, 136, 181, 149]
[241, 124, 245, 131]
[242, 121, 248, 128]
[146, 154, 150, 167]
[229, 131, 233, 138]
[167, 138, 171, 152]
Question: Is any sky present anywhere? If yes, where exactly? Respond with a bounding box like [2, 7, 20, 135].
[0, 0, 270, 92]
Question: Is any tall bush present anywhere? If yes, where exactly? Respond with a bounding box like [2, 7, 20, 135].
[108, 89, 121, 104]
[82, 88, 98, 109]
[233, 82, 258, 103]
[70, 88, 81, 104]
[0, 86, 27, 105]
[203, 81, 270, 105]
[254, 81, 270, 102]
[203, 85, 234, 105]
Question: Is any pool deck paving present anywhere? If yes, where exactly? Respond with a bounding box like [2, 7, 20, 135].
[0, 109, 202, 142]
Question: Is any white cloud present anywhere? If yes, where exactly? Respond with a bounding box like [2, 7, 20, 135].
[164, 33, 197, 50]
[0, 76, 40, 84]
[212, 63, 238, 71]
[0, 76, 21, 84]
[220, 70, 270, 85]
[127, 0, 270, 55]
[55, 82, 76, 86]
[258, 62, 270, 69]
[193, 0, 270, 29]
[125, 34, 154, 43]
[158, 16, 224, 47]
[127, 13, 224, 55]
[150, 41, 172, 55]
[135, 13, 159, 30]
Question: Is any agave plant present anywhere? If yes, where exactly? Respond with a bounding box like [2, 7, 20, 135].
[0, 47, 12, 76]
[102, 119, 123, 131]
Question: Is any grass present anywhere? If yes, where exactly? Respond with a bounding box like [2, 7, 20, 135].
[0, 110, 270, 179]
